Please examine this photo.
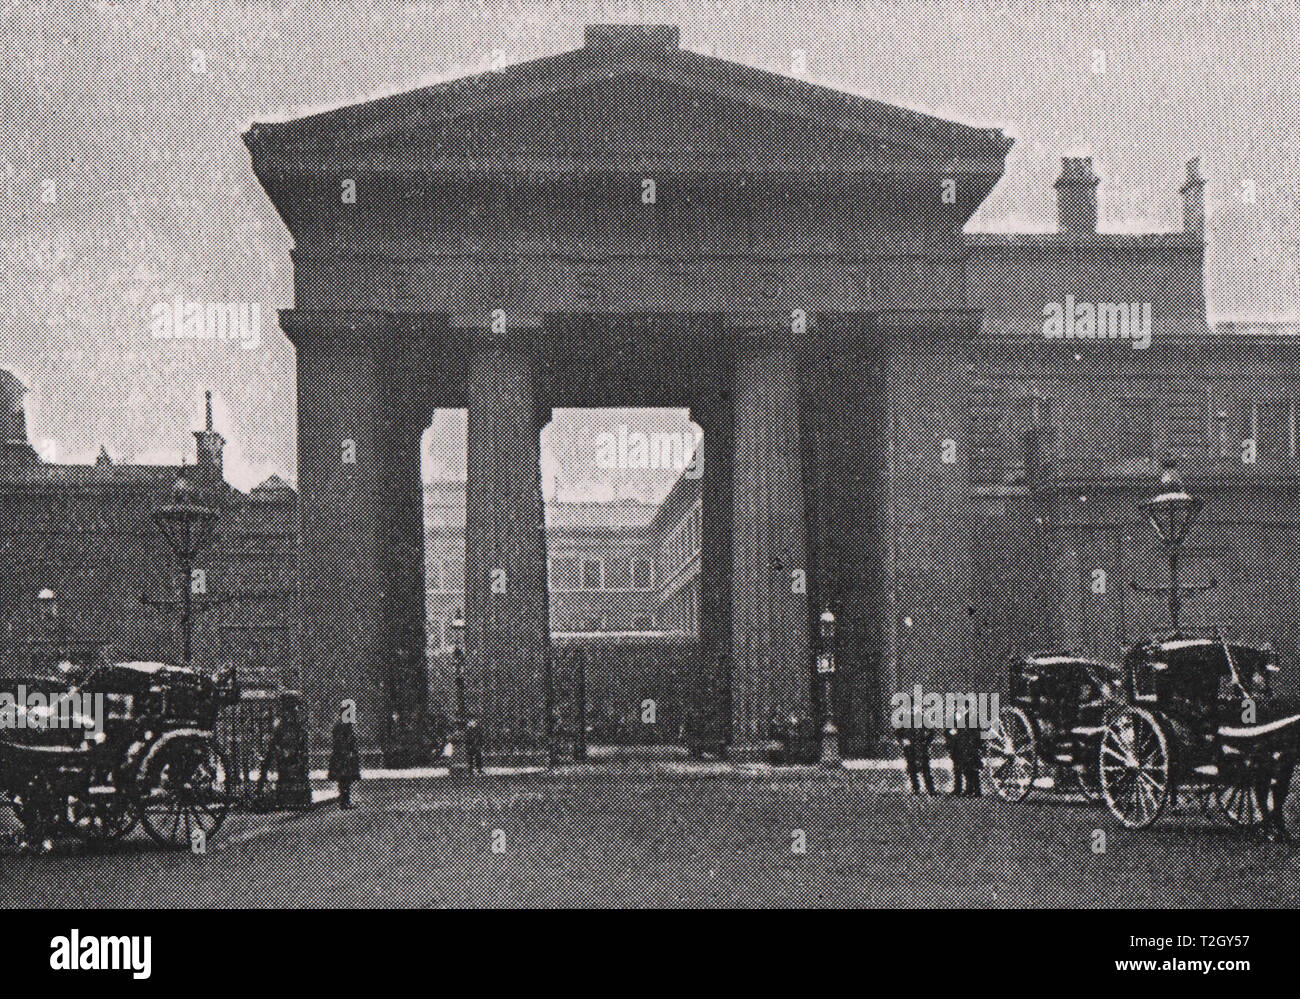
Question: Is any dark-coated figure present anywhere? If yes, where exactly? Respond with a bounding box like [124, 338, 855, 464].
[895, 724, 936, 795]
[464, 714, 484, 774]
[328, 700, 362, 809]
[945, 707, 984, 797]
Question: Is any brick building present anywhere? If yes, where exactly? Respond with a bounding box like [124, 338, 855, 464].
[0, 374, 301, 691]
[886, 158, 1300, 736]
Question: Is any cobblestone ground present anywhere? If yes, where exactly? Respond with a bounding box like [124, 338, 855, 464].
[2, 766, 1299, 907]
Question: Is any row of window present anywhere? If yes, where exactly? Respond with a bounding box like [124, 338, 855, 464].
[970, 395, 1300, 480]
[426, 556, 656, 592]
[549, 555, 655, 590]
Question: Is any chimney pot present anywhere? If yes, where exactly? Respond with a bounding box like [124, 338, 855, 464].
[1180, 157, 1206, 239]
[1055, 156, 1100, 234]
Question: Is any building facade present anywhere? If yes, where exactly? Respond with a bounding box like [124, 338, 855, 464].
[0, 374, 302, 692]
[886, 160, 1300, 724]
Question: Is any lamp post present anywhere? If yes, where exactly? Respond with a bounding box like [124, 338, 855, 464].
[36, 587, 66, 669]
[817, 607, 840, 767]
[448, 611, 468, 774]
[152, 477, 218, 668]
[1137, 460, 1204, 634]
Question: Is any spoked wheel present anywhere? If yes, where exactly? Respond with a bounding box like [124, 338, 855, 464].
[65, 782, 137, 844]
[983, 706, 1037, 802]
[139, 740, 231, 849]
[1216, 778, 1268, 827]
[1099, 707, 1170, 829]
[1075, 758, 1103, 803]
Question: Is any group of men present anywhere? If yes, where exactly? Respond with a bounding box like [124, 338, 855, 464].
[896, 709, 984, 796]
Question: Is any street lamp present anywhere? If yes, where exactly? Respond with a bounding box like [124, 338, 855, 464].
[36, 587, 67, 669]
[449, 611, 467, 721]
[1137, 460, 1204, 634]
[817, 607, 840, 767]
[152, 476, 218, 668]
[448, 610, 468, 774]
[767, 555, 783, 737]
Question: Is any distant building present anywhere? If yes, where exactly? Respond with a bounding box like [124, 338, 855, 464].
[424, 476, 702, 744]
[425, 474, 702, 651]
[0, 376, 300, 690]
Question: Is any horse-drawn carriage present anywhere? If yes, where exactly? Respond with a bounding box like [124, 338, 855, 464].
[1097, 632, 1300, 834]
[984, 651, 1120, 802]
[0, 658, 238, 850]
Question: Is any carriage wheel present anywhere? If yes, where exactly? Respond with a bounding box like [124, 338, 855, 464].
[1075, 758, 1103, 803]
[66, 784, 137, 844]
[1216, 777, 1267, 828]
[1099, 707, 1170, 829]
[984, 706, 1036, 802]
[140, 740, 231, 849]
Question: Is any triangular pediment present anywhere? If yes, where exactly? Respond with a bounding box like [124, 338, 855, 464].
[247, 25, 1010, 175]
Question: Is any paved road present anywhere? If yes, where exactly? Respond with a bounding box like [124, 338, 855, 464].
[3, 769, 1299, 907]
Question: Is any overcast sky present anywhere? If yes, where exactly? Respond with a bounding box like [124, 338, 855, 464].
[2, 1, 1296, 495]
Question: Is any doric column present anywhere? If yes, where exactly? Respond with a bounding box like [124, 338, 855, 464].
[377, 329, 435, 766]
[731, 342, 812, 756]
[690, 385, 735, 756]
[800, 313, 891, 755]
[282, 310, 430, 765]
[464, 343, 550, 762]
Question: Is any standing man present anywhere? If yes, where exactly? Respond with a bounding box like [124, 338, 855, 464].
[945, 704, 983, 797]
[897, 723, 936, 795]
[464, 713, 484, 774]
[329, 699, 362, 809]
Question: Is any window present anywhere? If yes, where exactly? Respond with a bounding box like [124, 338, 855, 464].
[1167, 398, 1208, 458]
[1259, 401, 1291, 464]
[633, 559, 653, 589]
[442, 558, 465, 593]
[1114, 399, 1154, 470]
[1240, 399, 1292, 465]
[605, 557, 632, 589]
[550, 557, 580, 590]
[582, 559, 603, 589]
[968, 391, 1003, 483]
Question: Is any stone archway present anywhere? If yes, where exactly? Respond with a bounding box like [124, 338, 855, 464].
[247, 24, 1010, 764]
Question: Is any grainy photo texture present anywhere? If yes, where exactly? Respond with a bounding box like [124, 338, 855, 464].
[1, 2, 1298, 917]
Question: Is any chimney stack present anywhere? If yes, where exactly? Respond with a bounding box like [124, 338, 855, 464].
[0, 370, 38, 466]
[1055, 156, 1099, 234]
[194, 389, 225, 481]
[1180, 157, 1205, 239]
